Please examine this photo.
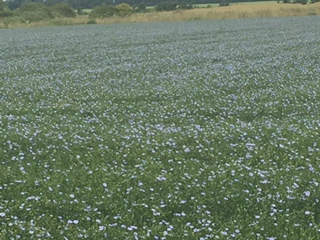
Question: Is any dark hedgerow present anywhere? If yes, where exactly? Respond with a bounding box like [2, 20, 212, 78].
[13, 2, 54, 22]
[89, 5, 117, 18]
[219, 0, 230, 7]
[296, 0, 308, 4]
[134, 4, 147, 13]
[51, 3, 76, 18]
[177, 3, 193, 10]
[155, 2, 178, 12]
[0, 0, 13, 18]
[0, 10, 13, 18]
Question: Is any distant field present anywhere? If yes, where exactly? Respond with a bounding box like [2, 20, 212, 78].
[82, 8, 92, 13]
[1, 16, 320, 239]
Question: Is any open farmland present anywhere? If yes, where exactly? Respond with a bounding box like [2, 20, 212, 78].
[1, 16, 320, 239]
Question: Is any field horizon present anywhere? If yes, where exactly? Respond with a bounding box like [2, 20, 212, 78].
[0, 2, 320, 29]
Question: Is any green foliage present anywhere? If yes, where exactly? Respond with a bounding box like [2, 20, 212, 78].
[86, 18, 97, 24]
[298, 0, 308, 4]
[155, 2, 178, 12]
[0, 11, 13, 18]
[0, 0, 5, 11]
[311, 0, 320, 3]
[13, 2, 54, 22]
[77, 8, 88, 15]
[177, 3, 193, 9]
[89, 5, 117, 19]
[0, 0, 13, 18]
[115, 3, 133, 17]
[134, 3, 147, 13]
[291, 0, 308, 4]
[282, 0, 308, 4]
[51, 3, 76, 18]
[219, 0, 230, 6]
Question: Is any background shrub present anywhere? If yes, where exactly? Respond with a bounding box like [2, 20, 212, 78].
[115, 3, 133, 17]
[86, 18, 97, 24]
[77, 9, 88, 15]
[0, 10, 13, 18]
[134, 3, 147, 13]
[51, 3, 76, 18]
[291, 0, 307, 4]
[155, 2, 178, 12]
[89, 5, 117, 18]
[13, 3, 54, 22]
[177, 3, 193, 9]
[219, 0, 230, 7]
[0, 0, 13, 18]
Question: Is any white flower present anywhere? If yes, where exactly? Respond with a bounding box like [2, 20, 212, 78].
[245, 143, 255, 151]
[304, 191, 311, 197]
[222, 231, 228, 236]
[184, 147, 191, 153]
[128, 225, 138, 231]
[99, 226, 106, 231]
[0, 212, 5, 217]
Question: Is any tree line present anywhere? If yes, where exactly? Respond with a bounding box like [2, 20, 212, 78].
[5, 0, 273, 10]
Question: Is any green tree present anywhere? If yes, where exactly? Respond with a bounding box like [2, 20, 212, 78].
[134, 3, 147, 13]
[89, 5, 117, 18]
[0, 0, 13, 18]
[219, 0, 230, 6]
[51, 3, 76, 18]
[116, 3, 133, 17]
[155, 2, 178, 12]
[0, 0, 5, 11]
[13, 2, 54, 22]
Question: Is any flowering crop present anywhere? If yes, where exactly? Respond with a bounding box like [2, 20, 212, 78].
[1, 17, 320, 239]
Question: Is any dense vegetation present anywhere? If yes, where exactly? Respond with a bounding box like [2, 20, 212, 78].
[1, 16, 320, 239]
[2, 0, 319, 25]
[6, 0, 274, 10]
[0, 1, 77, 24]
